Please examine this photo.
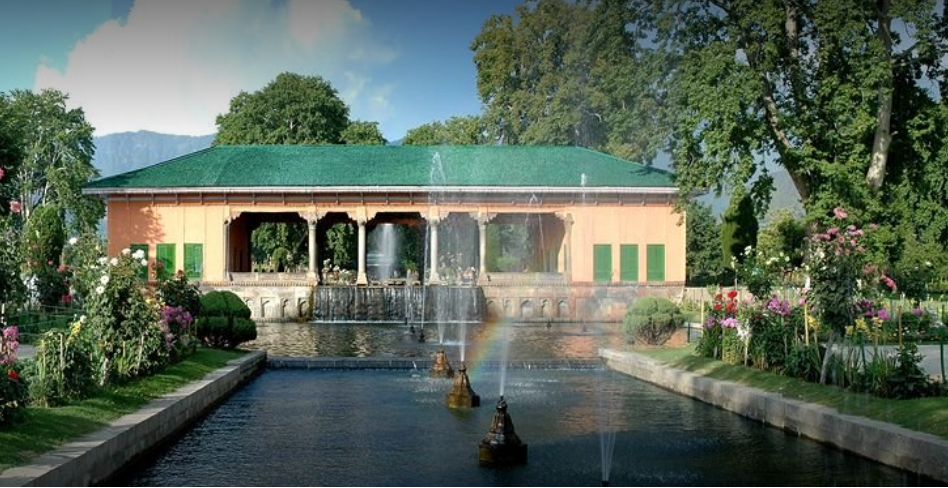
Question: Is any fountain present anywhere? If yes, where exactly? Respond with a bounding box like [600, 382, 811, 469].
[478, 396, 528, 466]
[430, 348, 455, 378]
[446, 362, 480, 408]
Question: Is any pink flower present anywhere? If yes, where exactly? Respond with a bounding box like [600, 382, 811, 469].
[833, 207, 848, 219]
[0, 167, 5, 180]
[9, 201, 20, 214]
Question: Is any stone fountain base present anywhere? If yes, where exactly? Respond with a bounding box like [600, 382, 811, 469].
[478, 396, 527, 466]
[429, 349, 455, 378]
[446, 363, 479, 408]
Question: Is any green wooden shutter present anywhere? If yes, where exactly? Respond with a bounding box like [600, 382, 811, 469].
[620, 244, 639, 282]
[156, 243, 175, 281]
[593, 244, 612, 282]
[130, 244, 149, 281]
[184, 243, 203, 280]
[646, 244, 665, 282]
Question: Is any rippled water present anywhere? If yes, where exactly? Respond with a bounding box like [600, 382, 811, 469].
[244, 321, 627, 359]
[109, 321, 935, 486]
[112, 369, 930, 486]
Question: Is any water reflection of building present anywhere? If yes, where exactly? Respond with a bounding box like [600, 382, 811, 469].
[84, 145, 685, 322]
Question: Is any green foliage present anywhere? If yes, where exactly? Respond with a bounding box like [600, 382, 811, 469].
[251, 222, 306, 272]
[26, 325, 96, 407]
[720, 193, 758, 271]
[403, 116, 490, 145]
[157, 272, 202, 317]
[0, 94, 23, 219]
[215, 72, 350, 145]
[0, 219, 25, 306]
[342, 120, 386, 145]
[60, 232, 105, 306]
[85, 252, 166, 385]
[8, 89, 103, 234]
[470, 0, 669, 161]
[196, 291, 256, 349]
[757, 209, 807, 270]
[623, 297, 683, 345]
[485, 223, 533, 272]
[685, 200, 721, 286]
[785, 343, 823, 383]
[326, 223, 356, 270]
[22, 204, 65, 271]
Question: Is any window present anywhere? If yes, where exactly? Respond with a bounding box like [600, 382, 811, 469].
[593, 244, 612, 282]
[646, 244, 665, 282]
[130, 244, 148, 281]
[156, 243, 175, 281]
[184, 243, 203, 280]
[620, 244, 639, 282]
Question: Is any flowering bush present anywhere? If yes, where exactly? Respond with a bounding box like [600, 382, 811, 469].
[734, 246, 788, 299]
[85, 249, 167, 385]
[157, 270, 202, 317]
[160, 305, 197, 361]
[27, 319, 96, 406]
[1, 325, 28, 424]
[696, 289, 739, 359]
[61, 232, 107, 307]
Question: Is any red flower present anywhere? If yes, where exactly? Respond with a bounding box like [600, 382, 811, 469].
[714, 303, 722, 310]
[7, 369, 19, 381]
[727, 290, 738, 299]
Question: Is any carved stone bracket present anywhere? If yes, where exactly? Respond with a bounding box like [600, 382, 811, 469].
[298, 211, 324, 224]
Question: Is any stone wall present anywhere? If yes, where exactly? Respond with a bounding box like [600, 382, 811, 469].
[482, 283, 684, 322]
[601, 349, 948, 484]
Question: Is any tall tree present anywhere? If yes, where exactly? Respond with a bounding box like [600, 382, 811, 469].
[342, 120, 386, 145]
[403, 115, 490, 145]
[685, 200, 721, 286]
[657, 0, 945, 220]
[8, 89, 103, 234]
[0, 94, 22, 217]
[215, 72, 350, 145]
[470, 0, 670, 162]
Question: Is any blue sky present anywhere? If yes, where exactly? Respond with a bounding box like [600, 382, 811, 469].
[0, 0, 522, 141]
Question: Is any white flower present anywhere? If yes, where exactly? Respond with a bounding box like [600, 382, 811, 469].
[79, 314, 87, 324]
[132, 249, 145, 260]
[68, 237, 78, 245]
[122, 248, 131, 256]
[100, 275, 110, 285]
[95, 285, 105, 295]
[141, 259, 148, 267]
[737, 323, 752, 342]
[98, 257, 108, 265]
[110, 257, 119, 266]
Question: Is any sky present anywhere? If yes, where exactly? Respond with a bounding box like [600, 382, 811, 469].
[0, 0, 522, 142]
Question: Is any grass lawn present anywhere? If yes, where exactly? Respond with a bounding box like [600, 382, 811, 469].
[0, 347, 247, 473]
[634, 344, 948, 441]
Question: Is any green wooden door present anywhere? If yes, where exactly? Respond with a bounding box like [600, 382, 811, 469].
[184, 243, 203, 280]
[593, 244, 612, 282]
[156, 243, 175, 281]
[646, 244, 665, 282]
[620, 244, 639, 282]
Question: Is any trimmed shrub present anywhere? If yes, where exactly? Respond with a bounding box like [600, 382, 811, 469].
[196, 291, 257, 349]
[623, 297, 683, 345]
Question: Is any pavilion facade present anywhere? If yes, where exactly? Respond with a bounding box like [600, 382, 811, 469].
[84, 145, 685, 321]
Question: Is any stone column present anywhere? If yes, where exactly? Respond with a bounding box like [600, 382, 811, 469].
[428, 217, 441, 284]
[307, 219, 318, 279]
[223, 218, 231, 281]
[478, 218, 488, 277]
[357, 218, 368, 285]
[562, 214, 573, 283]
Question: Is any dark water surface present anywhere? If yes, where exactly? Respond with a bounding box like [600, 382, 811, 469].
[112, 368, 931, 486]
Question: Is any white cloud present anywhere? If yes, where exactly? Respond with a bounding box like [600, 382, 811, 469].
[35, 0, 397, 136]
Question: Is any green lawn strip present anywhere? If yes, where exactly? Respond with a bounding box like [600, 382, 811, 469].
[633, 345, 948, 441]
[0, 348, 246, 473]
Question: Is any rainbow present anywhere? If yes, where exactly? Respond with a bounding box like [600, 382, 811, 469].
[461, 315, 513, 384]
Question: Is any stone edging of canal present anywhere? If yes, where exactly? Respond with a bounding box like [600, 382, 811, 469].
[601, 348, 948, 484]
[0, 350, 267, 487]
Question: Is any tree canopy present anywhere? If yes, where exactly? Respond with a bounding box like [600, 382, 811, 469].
[7, 89, 103, 234]
[403, 115, 490, 145]
[215, 72, 351, 145]
[342, 120, 386, 145]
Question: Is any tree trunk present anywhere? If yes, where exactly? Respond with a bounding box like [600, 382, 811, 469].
[819, 329, 838, 385]
[866, 0, 893, 192]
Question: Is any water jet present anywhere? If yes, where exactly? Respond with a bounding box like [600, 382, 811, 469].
[446, 362, 479, 408]
[478, 396, 527, 466]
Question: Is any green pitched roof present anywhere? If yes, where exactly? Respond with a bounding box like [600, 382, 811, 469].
[84, 145, 675, 191]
